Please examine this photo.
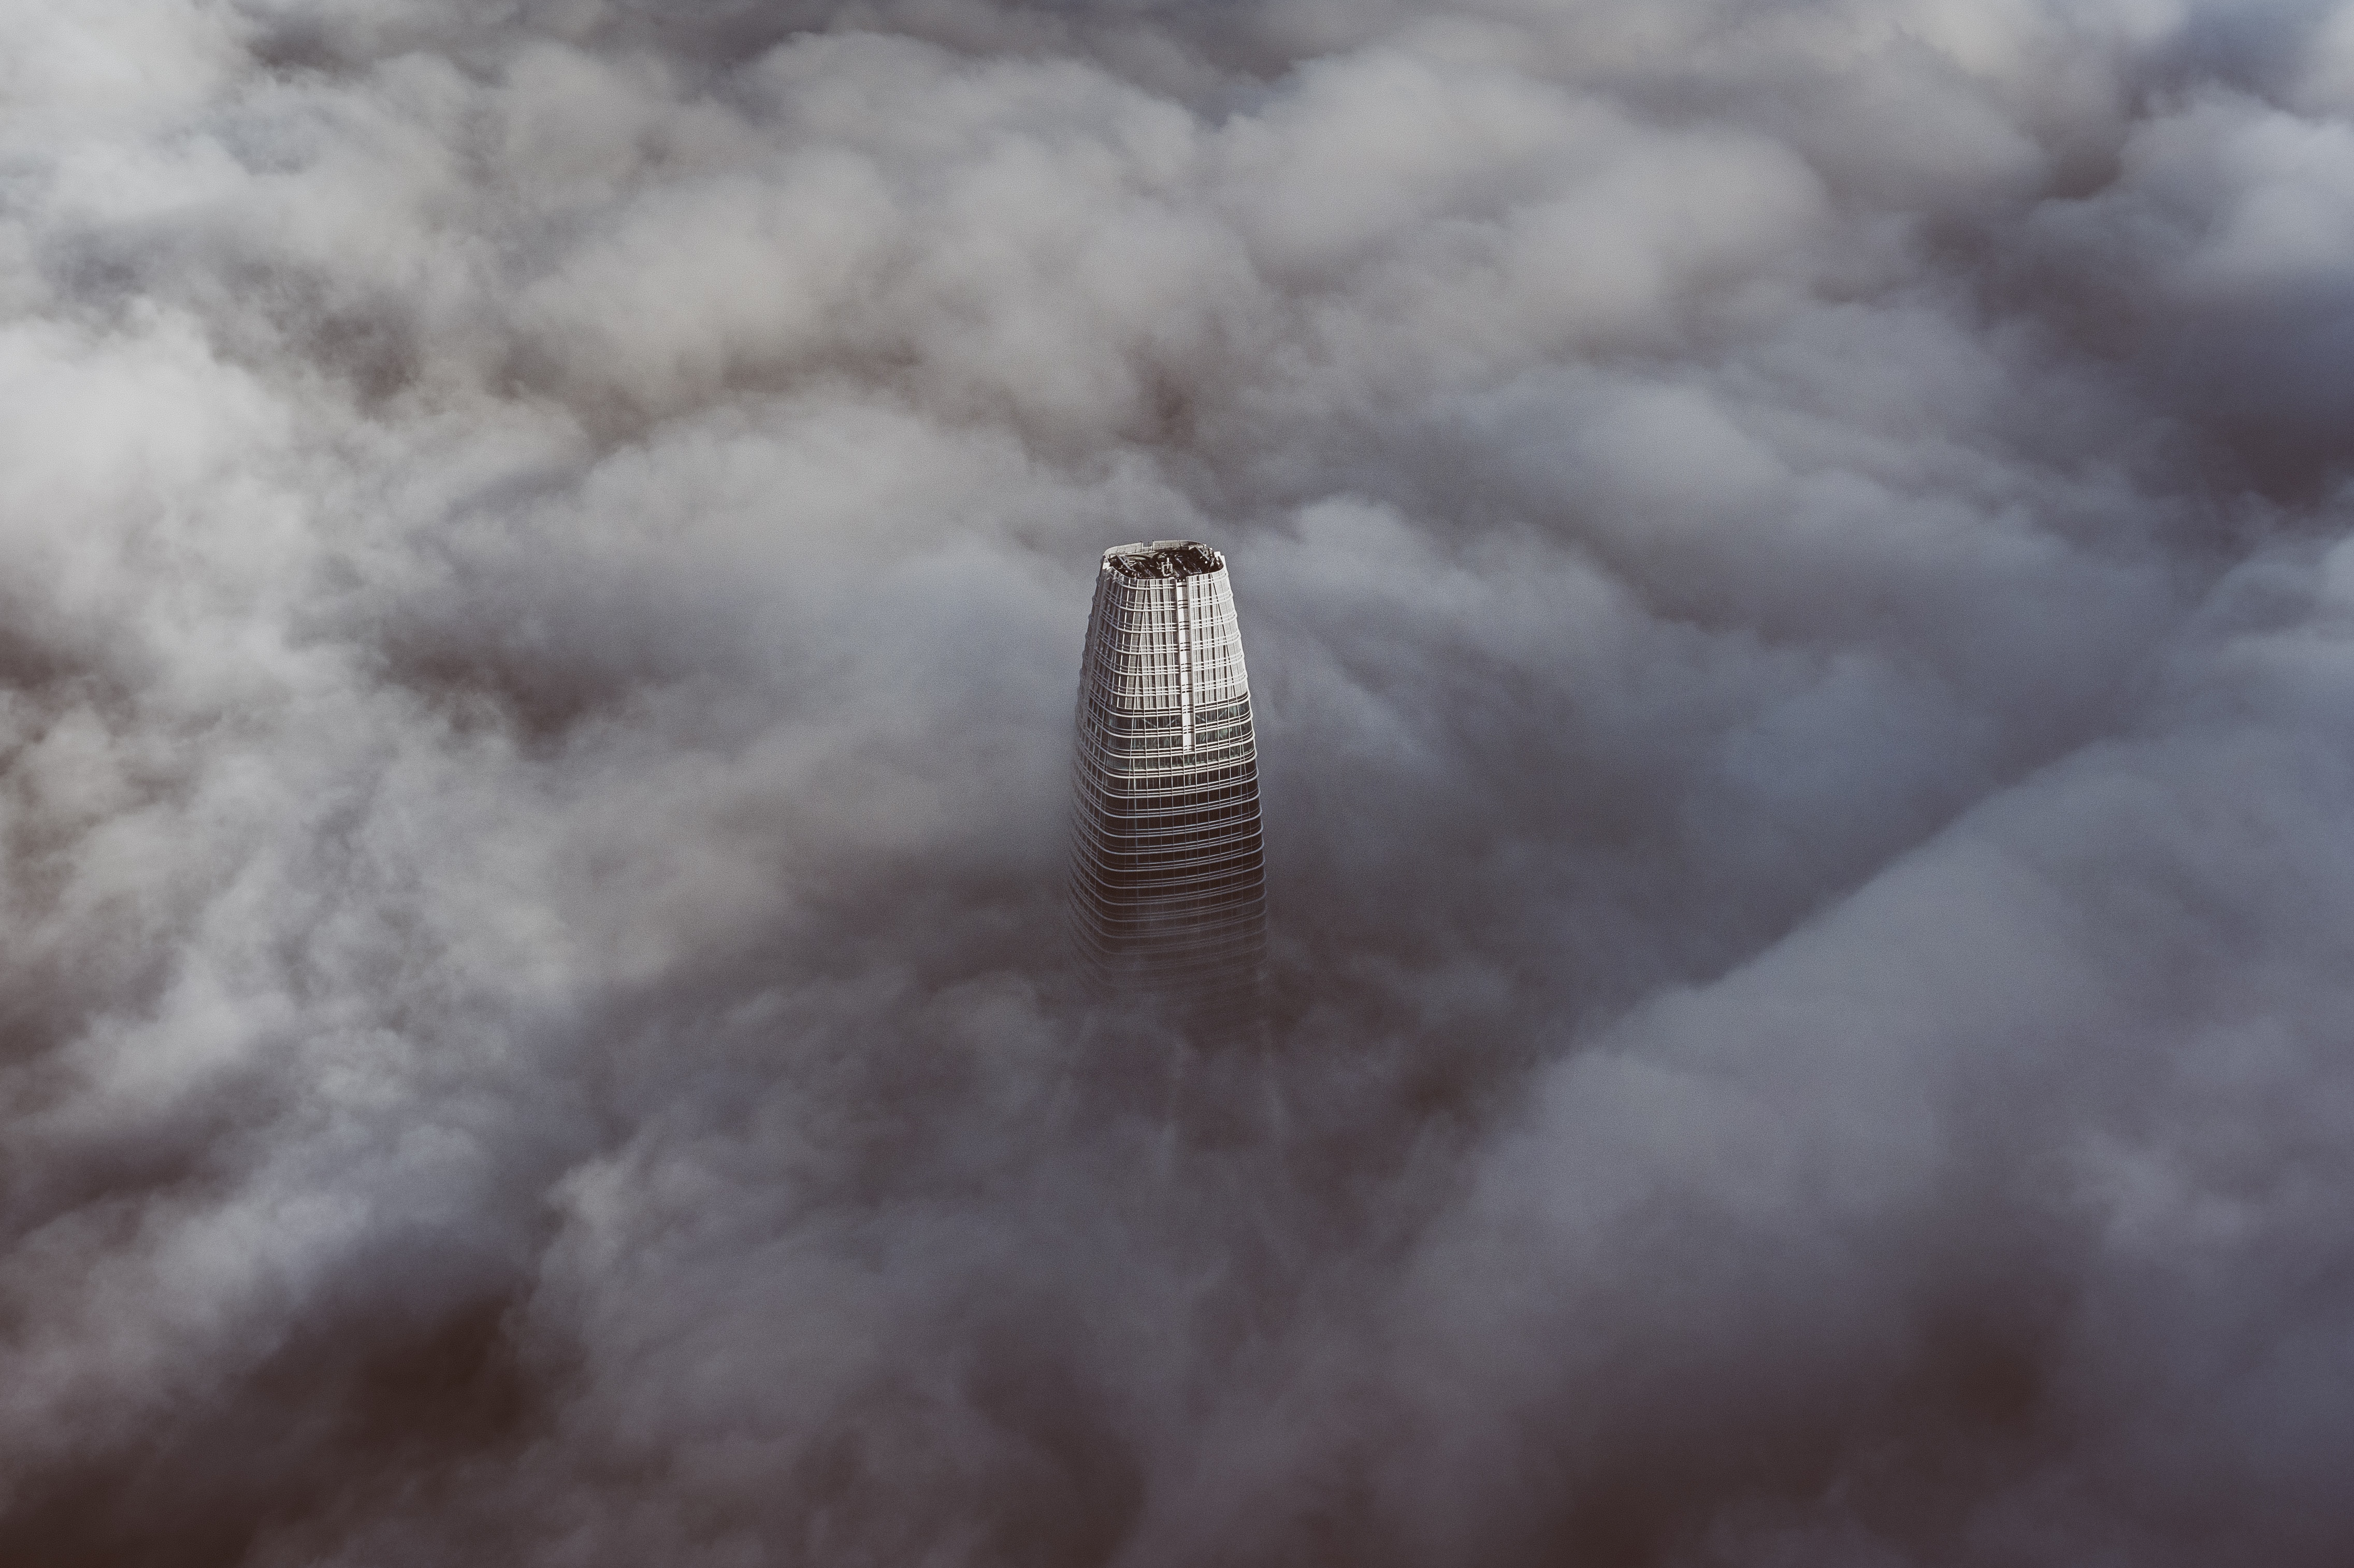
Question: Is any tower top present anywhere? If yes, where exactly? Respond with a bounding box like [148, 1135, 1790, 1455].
[1103, 540, 1225, 579]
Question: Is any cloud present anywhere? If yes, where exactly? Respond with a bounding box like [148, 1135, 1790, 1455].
[0, 1, 2350, 1563]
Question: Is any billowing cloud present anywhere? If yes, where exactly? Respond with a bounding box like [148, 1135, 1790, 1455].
[2, 1, 2352, 1563]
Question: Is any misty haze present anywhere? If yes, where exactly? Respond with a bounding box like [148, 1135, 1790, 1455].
[5, 1, 2354, 1564]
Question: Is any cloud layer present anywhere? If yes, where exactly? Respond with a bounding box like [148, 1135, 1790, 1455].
[4, 1, 2354, 1562]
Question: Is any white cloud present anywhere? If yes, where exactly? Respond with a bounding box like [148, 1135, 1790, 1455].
[0, 2, 2350, 1562]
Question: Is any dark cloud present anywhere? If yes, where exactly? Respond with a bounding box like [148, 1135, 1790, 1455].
[1, 1, 2352, 1563]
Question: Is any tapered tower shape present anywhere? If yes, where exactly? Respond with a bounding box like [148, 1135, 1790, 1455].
[1070, 541, 1266, 1033]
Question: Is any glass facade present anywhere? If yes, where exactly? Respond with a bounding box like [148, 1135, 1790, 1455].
[1069, 540, 1266, 1030]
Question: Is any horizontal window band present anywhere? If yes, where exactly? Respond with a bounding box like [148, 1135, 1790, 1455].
[1076, 885, 1267, 919]
[1074, 759, 1259, 789]
[1076, 867, 1266, 902]
[1078, 747, 1255, 766]
[1078, 848, 1265, 878]
[1075, 722, 1254, 749]
[1073, 827, 1262, 860]
[1074, 799, 1262, 825]
[1075, 750, 1257, 781]
[1076, 775, 1258, 800]
[1082, 723, 1253, 753]
[1073, 821, 1263, 852]
[1082, 802, 1259, 826]
[1081, 779, 1259, 802]
[1084, 707, 1250, 735]
[1079, 782, 1259, 810]
[1076, 795, 1259, 820]
[1081, 876, 1266, 906]
[1074, 846, 1264, 882]
[1079, 826, 1260, 849]
[1078, 810, 1262, 847]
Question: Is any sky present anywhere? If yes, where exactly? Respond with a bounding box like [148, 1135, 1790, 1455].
[4, 1, 2354, 1563]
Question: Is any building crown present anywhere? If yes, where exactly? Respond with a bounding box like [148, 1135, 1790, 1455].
[1104, 540, 1224, 579]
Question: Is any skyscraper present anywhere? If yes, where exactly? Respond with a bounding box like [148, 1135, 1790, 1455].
[1069, 541, 1266, 1032]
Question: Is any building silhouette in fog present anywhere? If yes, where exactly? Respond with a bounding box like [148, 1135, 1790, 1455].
[1069, 541, 1266, 1032]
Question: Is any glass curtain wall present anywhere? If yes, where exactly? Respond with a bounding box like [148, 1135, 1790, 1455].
[1069, 541, 1266, 1032]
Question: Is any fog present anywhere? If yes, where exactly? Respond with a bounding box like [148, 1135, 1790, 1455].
[5, 1, 2354, 1562]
